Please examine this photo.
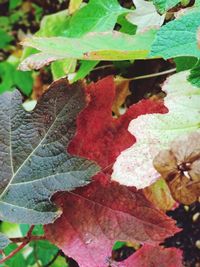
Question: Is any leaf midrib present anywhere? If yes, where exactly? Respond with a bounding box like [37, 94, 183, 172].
[0, 91, 78, 199]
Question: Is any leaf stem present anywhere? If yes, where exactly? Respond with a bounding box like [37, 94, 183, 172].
[118, 68, 177, 81]
[0, 242, 28, 264]
[10, 235, 46, 243]
[44, 251, 61, 267]
[0, 226, 46, 264]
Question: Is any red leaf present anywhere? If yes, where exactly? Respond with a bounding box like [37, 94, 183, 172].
[68, 76, 167, 171]
[45, 76, 178, 267]
[46, 176, 179, 267]
[116, 245, 183, 267]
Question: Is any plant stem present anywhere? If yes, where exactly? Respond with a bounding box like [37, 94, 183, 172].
[10, 235, 46, 243]
[120, 68, 177, 81]
[44, 251, 61, 267]
[92, 64, 114, 72]
[0, 242, 28, 264]
[0, 225, 46, 264]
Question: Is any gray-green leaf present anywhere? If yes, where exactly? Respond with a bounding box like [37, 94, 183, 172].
[0, 233, 11, 250]
[0, 79, 99, 225]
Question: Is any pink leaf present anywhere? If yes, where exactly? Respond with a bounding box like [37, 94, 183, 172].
[116, 244, 183, 267]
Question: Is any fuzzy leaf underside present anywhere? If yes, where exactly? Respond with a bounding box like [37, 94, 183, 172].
[0, 79, 99, 224]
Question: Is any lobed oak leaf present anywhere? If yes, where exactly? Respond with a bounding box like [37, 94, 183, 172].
[153, 131, 200, 205]
[112, 71, 200, 189]
[115, 244, 183, 267]
[0, 79, 99, 224]
[45, 76, 179, 267]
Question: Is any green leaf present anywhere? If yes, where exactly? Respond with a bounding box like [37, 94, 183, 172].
[9, 0, 22, 10]
[117, 13, 137, 35]
[0, 233, 11, 250]
[51, 256, 68, 267]
[174, 57, 197, 72]
[150, 11, 200, 59]
[0, 79, 99, 225]
[51, 59, 77, 80]
[0, 17, 10, 31]
[2, 243, 27, 267]
[127, 0, 165, 32]
[0, 222, 21, 237]
[27, 240, 59, 266]
[0, 59, 33, 96]
[69, 0, 83, 14]
[37, 10, 71, 37]
[66, 0, 131, 37]
[112, 71, 200, 188]
[21, 10, 71, 62]
[153, 0, 180, 13]
[0, 29, 13, 49]
[188, 59, 200, 88]
[72, 60, 99, 82]
[19, 30, 156, 70]
[0, 62, 14, 93]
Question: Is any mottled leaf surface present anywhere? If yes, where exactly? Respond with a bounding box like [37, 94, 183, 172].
[0, 79, 99, 224]
[112, 71, 200, 189]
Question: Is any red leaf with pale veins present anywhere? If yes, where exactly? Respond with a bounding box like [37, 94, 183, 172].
[45, 76, 178, 267]
[116, 245, 183, 267]
[46, 176, 179, 267]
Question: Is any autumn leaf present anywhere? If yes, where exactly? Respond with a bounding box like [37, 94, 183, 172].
[112, 77, 130, 116]
[45, 77, 179, 267]
[68, 76, 167, 170]
[115, 244, 183, 267]
[45, 177, 179, 267]
[143, 178, 175, 211]
[0, 79, 99, 224]
[112, 71, 200, 189]
[153, 131, 200, 205]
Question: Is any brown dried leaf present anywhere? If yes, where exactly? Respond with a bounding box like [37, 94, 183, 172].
[153, 131, 200, 205]
[112, 77, 130, 116]
[143, 178, 175, 211]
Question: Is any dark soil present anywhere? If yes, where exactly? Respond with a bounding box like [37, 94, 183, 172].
[164, 202, 200, 267]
